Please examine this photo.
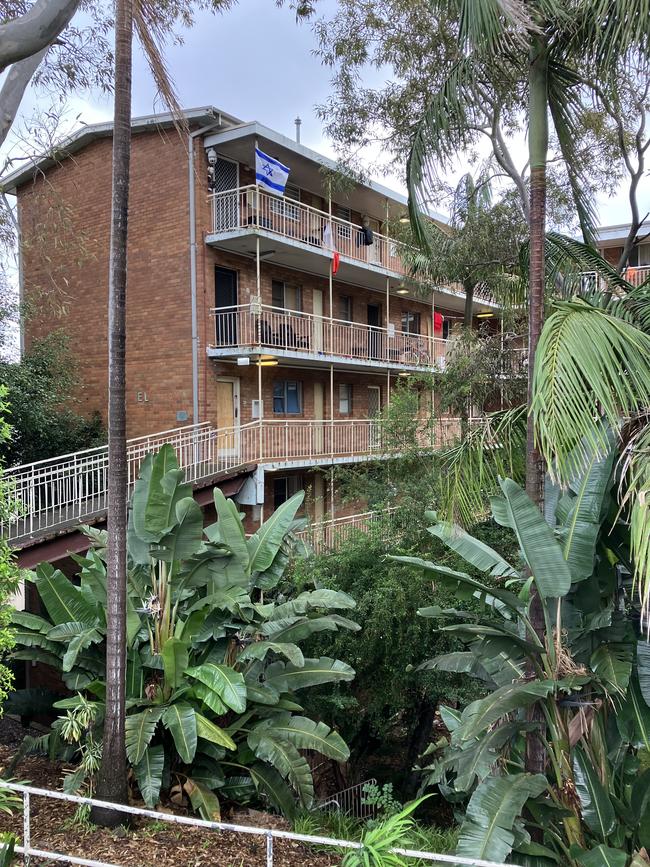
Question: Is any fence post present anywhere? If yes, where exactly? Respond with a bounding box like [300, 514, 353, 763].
[266, 831, 273, 867]
[23, 790, 30, 865]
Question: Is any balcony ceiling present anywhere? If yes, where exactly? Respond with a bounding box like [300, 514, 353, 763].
[205, 230, 494, 314]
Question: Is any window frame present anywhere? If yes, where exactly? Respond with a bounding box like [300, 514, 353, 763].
[339, 295, 353, 323]
[401, 310, 421, 335]
[339, 383, 353, 415]
[273, 380, 303, 415]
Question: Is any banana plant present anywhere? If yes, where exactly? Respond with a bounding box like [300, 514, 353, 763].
[397, 446, 650, 866]
[12, 445, 360, 820]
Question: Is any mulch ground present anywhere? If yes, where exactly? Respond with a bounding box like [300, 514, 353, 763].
[0, 723, 341, 867]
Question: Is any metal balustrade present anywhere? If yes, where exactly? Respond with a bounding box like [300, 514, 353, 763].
[575, 265, 650, 290]
[296, 508, 401, 555]
[210, 303, 448, 369]
[2, 781, 518, 867]
[209, 184, 408, 275]
[1, 418, 464, 546]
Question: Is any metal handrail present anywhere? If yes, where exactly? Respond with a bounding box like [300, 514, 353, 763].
[2, 781, 519, 867]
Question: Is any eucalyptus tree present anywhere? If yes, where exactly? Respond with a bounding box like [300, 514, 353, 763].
[406, 0, 650, 507]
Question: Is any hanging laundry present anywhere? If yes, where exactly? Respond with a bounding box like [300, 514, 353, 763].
[323, 223, 340, 274]
[434, 311, 444, 333]
[359, 225, 374, 246]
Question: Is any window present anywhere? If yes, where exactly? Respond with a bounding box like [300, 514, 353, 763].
[273, 380, 302, 414]
[273, 475, 301, 509]
[401, 311, 421, 334]
[339, 295, 353, 323]
[272, 280, 302, 311]
[629, 242, 650, 266]
[334, 204, 352, 240]
[270, 184, 301, 221]
[339, 383, 353, 414]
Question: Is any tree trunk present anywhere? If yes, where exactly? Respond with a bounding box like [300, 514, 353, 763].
[91, 0, 133, 827]
[525, 34, 549, 784]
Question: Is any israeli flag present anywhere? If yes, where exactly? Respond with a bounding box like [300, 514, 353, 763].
[255, 147, 290, 196]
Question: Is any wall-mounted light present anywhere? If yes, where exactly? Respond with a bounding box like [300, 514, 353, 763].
[395, 285, 409, 295]
[477, 312, 494, 319]
[255, 354, 278, 366]
[399, 214, 410, 224]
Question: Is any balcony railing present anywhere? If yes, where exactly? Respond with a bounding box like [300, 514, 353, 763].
[576, 266, 650, 290]
[210, 303, 447, 369]
[2, 419, 463, 546]
[209, 184, 408, 275]
[296, 508, 402, 555]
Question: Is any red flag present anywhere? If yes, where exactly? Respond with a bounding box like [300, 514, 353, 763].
[323, 223, 340, 274]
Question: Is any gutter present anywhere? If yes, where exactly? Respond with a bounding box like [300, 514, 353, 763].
[188, 114, 223, 425]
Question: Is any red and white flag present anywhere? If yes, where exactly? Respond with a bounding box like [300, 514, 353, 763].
[322, 223, 340, 275]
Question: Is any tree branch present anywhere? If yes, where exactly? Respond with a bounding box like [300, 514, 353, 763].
[0, 0, 81, 73]
[0, 48, 48, 150]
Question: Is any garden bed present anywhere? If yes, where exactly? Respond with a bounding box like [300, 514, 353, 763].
[0, 742, 340, 866]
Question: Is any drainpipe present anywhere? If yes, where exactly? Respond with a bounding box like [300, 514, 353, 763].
[188, 115, 223, 426]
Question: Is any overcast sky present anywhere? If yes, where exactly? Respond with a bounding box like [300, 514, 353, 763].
[8, 0, 650, 224]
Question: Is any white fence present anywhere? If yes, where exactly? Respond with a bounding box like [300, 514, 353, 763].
[1, 419, 463, 546]
[575, 265, 650, 290]
[210, 184, 409, 276]
[2, 782, 517, 867]
[296, 508, 401, 555]
[211, 302, 448, 369]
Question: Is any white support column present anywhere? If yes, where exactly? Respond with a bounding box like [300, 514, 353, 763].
[329, 362, 334, 466]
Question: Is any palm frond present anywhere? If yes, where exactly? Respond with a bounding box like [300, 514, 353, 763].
[618, 414, 650, 628]
[133, 0, 185, 130]
[455, 0, 533, 52]
[532, 299, 650, 480]
[563, 0, 650, 75]
[546, 59, 599, 245]
[434, 406, 527, 527]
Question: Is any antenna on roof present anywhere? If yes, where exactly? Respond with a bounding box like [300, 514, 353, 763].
[294, 116, 302, 144]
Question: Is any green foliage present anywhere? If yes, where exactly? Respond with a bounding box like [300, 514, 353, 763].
[293, 516, 519, 791]
[0, 387, 22, 711]
[407, 453, 650, 864]
[0, 334, 104, 467]
[12, 446, 357, 820]
[340, 796, 430, 867]
[0, 833, 15, 866]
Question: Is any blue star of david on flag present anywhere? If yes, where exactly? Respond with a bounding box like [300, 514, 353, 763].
[255, 147, 290, 196]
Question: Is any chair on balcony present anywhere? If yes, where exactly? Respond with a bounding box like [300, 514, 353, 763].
[278, 322, 309, 350]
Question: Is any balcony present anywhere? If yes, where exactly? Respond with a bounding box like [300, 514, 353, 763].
[208, 303, 448, 371]
[206, 185, 414, 292]
[2, 419, 463, 546]
[577, 266, 650, 290]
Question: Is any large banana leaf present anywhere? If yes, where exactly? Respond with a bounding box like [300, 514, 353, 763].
[454, 682, 556, 743]
[637, 641, 650, 705]
[156, 497, 204, 564]
[247, 491, 304, 573]
[590, 644, 633, 695]
[132, 446, 192, 542]
[237, 641, 304, 667]
[270, 589, 357, 619]
[195, 713, 236, 751]
[186, 663, 247, 713]
[618, 676, 650, 751]
[33, 564, 98, 625]
[574, 845, 628, 867]
[454, 723, 533, 792]
[184, 778, 221, 821]
[572, 746, 616, 838]
[125, 707, 164, 765]
[264, 657, 355, 692]
[456, 773, 548, 862]
[247, 728, 314, 808]
[249, 762, 297, 820]
[133, 744, 164, 807]
[254, 715, 350, 762]
[161, 638, 189, 693]
[425, 513, 518, 577]
[491, 479, 571, 599]
[213, 488, 249, 571]
[162, 703, 197, 764]
[11, 610, 53, 633]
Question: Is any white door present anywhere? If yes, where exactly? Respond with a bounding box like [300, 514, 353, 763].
[216, 377, 240, 457]
[312, 288, 324, 352]
[368, 386, 381, 450]
[212, 157, 239, 231]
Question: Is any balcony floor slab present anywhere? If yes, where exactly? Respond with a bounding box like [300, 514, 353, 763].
[206, 344, 436, 373]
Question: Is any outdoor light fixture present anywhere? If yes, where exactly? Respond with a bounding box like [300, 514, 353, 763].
[399, 214, 410, 224]
[255, 355, 278, 366]
[395, 285, 409, 295]
[477, 312, 494, 318]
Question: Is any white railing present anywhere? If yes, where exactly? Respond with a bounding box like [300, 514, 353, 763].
[2, 782, 518, 867]
[2, 419, 464, 546]
[209, 184, 409, 276]
[576, 265, 650, 290]
[296, 508, 401, 555]
[211, 303, 448, 369]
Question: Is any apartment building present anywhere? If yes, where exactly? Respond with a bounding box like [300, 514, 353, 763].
[596, 223, 650, 278]
[4, 106, 498, 535]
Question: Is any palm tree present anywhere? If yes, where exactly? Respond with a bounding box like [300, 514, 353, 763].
[406, 0, 650, 507]
[90, 0, 133, 825]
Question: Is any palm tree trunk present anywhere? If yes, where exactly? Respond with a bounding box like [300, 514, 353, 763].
[92, 0, 133, 826]
[525, 34, 549, 783]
